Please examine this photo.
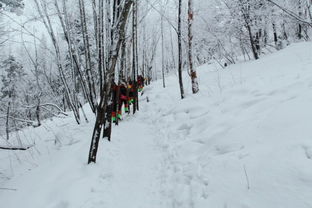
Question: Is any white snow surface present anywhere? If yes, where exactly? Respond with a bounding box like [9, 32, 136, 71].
[1, 42, 312, 208]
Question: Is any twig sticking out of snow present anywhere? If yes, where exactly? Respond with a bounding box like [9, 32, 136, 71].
[0, 187, 17, 191]
[244, 165, 250, 190]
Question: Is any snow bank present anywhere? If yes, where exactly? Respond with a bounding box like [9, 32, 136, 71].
[145, 42, 312, 208]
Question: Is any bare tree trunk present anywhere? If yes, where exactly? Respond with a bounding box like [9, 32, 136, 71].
[132, 0, 138, 113]
[161, 11, 166, 88]
[91, 0, 98, 49]
[88, 0, 133, 164]
[120, 39, 126, 80]
[142, 25, 147, 84]
[246, 24, 259, 60]
[98, 0, 104, 94]
[178, 0, 185, 99]
[79, 0, 97, 113]
[88, 106, 105, 163]
[282, 21, 288, 40]
[188, 0, 199, 94]
[170, 28, 176, 70]
[135, 1, 139, 111]
[298, 0, 303, 40]
[6, 102, 10, 140]
[36, 97, 41, 126]
[78, 102, 89, 123]
[272, 22, 278, 45]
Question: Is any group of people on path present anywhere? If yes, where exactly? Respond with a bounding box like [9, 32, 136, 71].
[111, 75, 145, 123]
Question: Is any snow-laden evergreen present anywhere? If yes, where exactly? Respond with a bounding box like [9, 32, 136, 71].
[1, 42, 312, 208]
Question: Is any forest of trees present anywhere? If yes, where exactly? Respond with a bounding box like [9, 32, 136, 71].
[0, 0, 311, 161]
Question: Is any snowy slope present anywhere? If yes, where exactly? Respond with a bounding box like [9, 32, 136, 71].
[1, 42, 312, 208]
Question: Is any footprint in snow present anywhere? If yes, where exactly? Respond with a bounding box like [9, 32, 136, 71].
[214, 144, 245, 155]
[177, 123, 193, 131]
[251, 90, 265, 97]
[267, 89, 286, 96]
[302, 145, 312, 160]
[230, 88, 250, 95]
[280, 95, 297, 103]
[240, 98, 264, 109]
[51, 201, 69, 208]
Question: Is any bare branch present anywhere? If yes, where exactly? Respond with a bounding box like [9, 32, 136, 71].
[266, 0, 312, 27]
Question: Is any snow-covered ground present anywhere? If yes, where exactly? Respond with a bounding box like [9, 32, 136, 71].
[1, 42, 312, 208]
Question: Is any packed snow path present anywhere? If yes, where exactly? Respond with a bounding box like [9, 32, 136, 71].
[107, 120, 162, 208]
[1, 43, 312, 208]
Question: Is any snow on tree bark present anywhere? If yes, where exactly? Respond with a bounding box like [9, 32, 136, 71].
[188, 0, 199, 94]
[88, 0, 133, 164]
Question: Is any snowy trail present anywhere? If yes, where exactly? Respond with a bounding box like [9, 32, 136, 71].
[0, 112, 164, 208]
[108, 120, 162, 208]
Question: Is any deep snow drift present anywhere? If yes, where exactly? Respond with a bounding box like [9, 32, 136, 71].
[1, 42, 312, 208]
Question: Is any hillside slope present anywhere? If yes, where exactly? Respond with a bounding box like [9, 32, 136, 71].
[1, 42, 312, 208]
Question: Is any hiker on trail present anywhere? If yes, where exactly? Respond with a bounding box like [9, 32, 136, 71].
[112, 81, 130, 124]
[111, 82, 119, 123]
[137, 75, 144, 93]
[120, 81, 129, 114]
[112, 76, 146, 123]
[128, 80, 135, 106]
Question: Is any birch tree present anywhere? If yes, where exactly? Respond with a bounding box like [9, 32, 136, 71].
[188, 0, 199, 94]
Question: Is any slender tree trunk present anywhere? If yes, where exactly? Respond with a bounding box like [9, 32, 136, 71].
[132, 0, 138, 113]
[120, 39, 126, 80]
[246, 24, 259, 60]
[178, 0, 185, 99]
[298, 0, 303, 40]
[170, 28, 176, 70]
[88, 106, 105, 163]
[282, 21, 288, 40]
[98, 0, 104, 93]
[79, 0, 97, 113]
[272, 23, 278, 45]
[161, 12, 166, 88]
[188, 0, 199, 94]
[6, 102, 10, 140]
[91, 0, 98, 49]
[79, 102, 89, 123]
[36, 97, 41, 126]
[135, 1, 139, 111]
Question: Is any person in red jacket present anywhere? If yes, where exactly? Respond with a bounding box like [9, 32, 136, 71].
[128, 80, 135, 105]
[111, 82, 119, 123]
[137, 75, 144, 93]
[112, 81, 129, 123]
[119, 82, 129, 114]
